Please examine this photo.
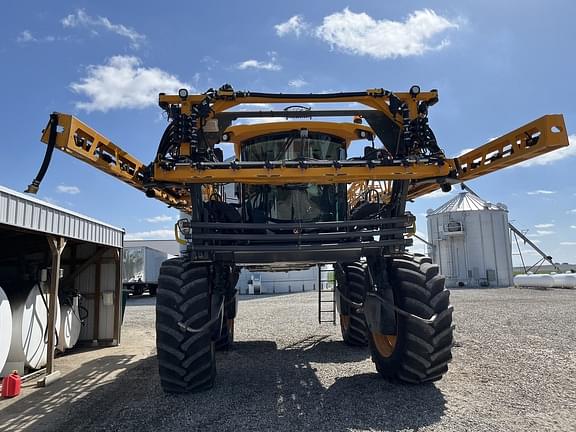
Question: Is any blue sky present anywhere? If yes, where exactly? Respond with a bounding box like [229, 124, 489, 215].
[1, 1, 575, 265]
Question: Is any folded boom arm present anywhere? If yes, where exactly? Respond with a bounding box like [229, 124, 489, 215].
[29, 87, 569, 209]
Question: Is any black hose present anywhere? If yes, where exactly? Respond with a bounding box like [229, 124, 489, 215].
[177, 299, 224, 334]
[37, 281, 60, 347]
[334, 285, 435, 325]
[25, 113, 59, 194]
[156, 122, 175, 159]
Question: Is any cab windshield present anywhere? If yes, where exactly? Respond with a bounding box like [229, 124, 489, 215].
[240, 131, 346, 223]
[241, 132, 344, 161]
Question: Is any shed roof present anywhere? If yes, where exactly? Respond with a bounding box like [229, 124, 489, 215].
[427, 191, 503, 215]
[0, 185, 123, 248]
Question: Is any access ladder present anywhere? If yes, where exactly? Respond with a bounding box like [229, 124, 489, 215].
[318, 264, 336, 324]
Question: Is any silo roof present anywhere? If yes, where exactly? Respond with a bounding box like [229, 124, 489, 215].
[428, 191, 501, 215]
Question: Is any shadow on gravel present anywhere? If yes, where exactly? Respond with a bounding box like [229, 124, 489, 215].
[0, 354, 141, 432]
[215, 337, 447, 431]
[1, 337, 446, 432]
[126, 293, 304, 307]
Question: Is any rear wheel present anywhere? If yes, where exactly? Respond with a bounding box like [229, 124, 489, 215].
[335, 262, 368, 346]
[156, 258, 216, 393]
[369, 255, 454, 383]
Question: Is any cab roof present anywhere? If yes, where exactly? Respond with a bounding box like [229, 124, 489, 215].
[223, 121, 374, 156]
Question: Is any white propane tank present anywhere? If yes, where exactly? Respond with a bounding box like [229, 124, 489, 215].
[7, 284, 61, 370]
[514, 274, 555, 288]
[0, 286, 12, 375]
[552, 273, 576, 288]
[58, 296, 82, 351]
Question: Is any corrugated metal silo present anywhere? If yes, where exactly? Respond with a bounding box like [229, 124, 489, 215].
[426, 191, 513, 288]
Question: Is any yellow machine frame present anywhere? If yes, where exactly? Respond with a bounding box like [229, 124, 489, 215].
[37, 87, 568, 210]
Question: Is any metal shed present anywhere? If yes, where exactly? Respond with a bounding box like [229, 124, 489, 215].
[0, 185, 124, 386]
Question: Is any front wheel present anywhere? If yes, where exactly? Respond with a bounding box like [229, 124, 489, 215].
[156, 258, 216, 393]
[369, 255, 454, 383]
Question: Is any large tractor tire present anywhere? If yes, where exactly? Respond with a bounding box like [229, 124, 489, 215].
[335, 262, 369, 347]
[369, 255, 454, 383]
[156, 258, 216, 393]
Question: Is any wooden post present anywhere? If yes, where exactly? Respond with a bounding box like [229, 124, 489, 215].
[93, 258, 101, 343]
[41, 236, 67, 386]
[113, 248, 122, 345]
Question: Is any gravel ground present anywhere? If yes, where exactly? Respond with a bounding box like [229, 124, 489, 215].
[1, 288, 576, 432]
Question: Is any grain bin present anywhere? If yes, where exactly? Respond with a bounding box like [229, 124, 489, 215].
[427, 191, 513, 288]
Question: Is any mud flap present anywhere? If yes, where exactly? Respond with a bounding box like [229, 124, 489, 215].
[363, 292, 396, 335]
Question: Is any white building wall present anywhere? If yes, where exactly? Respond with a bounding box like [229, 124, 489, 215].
[237, 267, 318, 294]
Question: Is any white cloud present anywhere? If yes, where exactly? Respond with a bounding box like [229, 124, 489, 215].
[17, 30, 35, 43]
[568, 209, 576, 214]
[61, 9, 145, 49]
[419, 189, 454, 199]
[571, 225, 576, 229]
[560, 242, 576, 246]
[314, 8, 459, 59]
[236, 55, 282, 71]
[238, 117, 290, 125]
[124, 229, 174, 240]
[456, 147, 474, 157]
[518, 134, 576, 167]
[536, 230, 555, 235]
[201, 56, 219, 71]
[527, 190, 556, 195]
[16, 30, 57, 43]
[144, 215, 173, 223]
[534, 223, 554, 228]
[275, 15, 308, 37]
[57, 185, 80, 195]
[70, 56, 190, 112]
[288, 78, 308, 88]
[232, 103, 272, 110]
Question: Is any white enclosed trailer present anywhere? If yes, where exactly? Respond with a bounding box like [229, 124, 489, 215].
[122, 246, 167, 296]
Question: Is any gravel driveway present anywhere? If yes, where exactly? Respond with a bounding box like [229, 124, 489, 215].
[1, 288, 575, 431]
